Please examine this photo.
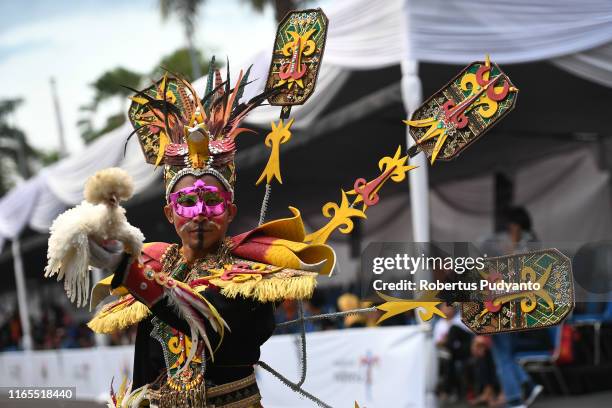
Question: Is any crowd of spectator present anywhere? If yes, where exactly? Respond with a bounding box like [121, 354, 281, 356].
[0, 302, 135, 351]
[431, 303, 554, 407]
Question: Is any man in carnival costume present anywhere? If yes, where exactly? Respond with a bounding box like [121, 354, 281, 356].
[45, 8, 571, 404]
[42, 10, 337, 406]
[77, 66, 335, 407]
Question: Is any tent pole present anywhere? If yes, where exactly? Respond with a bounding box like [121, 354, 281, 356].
[400, 0, 430, 244]
[400, 6, 435, 404]
[401, 0, 432, 322]
[12, 238, 33, 351]
[400, 33, 430, 243]
[406, 128, 430, 243]
[401, 61, 432, 313]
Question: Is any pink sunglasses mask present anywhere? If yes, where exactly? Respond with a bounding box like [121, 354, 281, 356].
[168, 179, 232, 219]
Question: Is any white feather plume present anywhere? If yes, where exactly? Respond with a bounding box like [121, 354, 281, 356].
[45, 168, 144, 307]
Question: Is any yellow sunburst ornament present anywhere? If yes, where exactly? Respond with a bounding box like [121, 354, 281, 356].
[376, 291, 446, 324]
[403, 117, 448, 164]
[304, 146, 417, 246]
[304, 190, 367, 245]
[256, 118, 295, 185]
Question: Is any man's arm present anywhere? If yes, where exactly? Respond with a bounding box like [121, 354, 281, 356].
[110, 257, 275, 359]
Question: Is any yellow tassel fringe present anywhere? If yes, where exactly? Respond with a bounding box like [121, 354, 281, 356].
[88, 275, 316, 333]
[217, 275, 317, 302]
[88, 298, 151, 334]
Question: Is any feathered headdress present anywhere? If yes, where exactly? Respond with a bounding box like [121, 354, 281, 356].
[127, 58, 275, 201]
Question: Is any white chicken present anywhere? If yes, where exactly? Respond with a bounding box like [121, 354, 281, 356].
[45, 167, 145, 307]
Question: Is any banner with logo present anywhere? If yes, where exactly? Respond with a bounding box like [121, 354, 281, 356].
[258, 326, 430, 408]
[0, 346, 133, 401]
[0, 326, 430, 406]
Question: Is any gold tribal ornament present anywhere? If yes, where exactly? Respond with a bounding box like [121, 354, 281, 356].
[304, 146, 416, 245]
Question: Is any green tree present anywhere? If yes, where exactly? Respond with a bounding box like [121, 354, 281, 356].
[153, 47, 209, 82]
[159, 0, 206, 79]
[38, 150, 61, 167]
[91, 67, 142, 108]
[0, 98, 51, 195]
[244, 0, 308, 22]
[78, 67, 143, 144]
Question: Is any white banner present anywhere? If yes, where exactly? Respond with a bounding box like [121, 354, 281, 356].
[0, 326, 431, 406]
[258, 326, 430, 408]
[0, 347, 134, 401]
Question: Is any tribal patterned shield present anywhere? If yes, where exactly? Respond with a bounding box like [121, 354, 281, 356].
[406, 57, 518, 164]
[461, 249, 574, 334]
[128, 76, 193, 165]
[265, 8, 328, 111]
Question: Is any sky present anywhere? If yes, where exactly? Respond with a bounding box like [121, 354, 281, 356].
[0, 0, 284, 154]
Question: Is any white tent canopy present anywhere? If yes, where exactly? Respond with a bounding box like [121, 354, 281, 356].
[2, 0, 612, 249]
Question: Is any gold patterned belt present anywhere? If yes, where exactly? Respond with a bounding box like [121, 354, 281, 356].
[149, 373, 262, 408]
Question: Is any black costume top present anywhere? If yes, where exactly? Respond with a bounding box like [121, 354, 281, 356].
[133, 291, 275, 388]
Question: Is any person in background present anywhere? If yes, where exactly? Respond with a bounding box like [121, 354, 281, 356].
[274, 299, 298, 334]
[434, 303, 473, 404]
[306, 291, 337, 331]
[484, 207, 544, 408]
[0, 309, 21, 351]
[337, 293, 368, 328]
[469, 335, 499, 407]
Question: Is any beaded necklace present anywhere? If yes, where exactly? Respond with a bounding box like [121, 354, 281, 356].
[160, 238, 234, 283]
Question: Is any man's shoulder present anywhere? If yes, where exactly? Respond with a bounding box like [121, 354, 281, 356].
[143, 242, 173, 255]
[142, 242, 175, 270]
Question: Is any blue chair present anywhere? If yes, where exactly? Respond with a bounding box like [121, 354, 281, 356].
[570, 241, 612, 364]
[605, 302, 612, 320]
[516, 325, 569, 395]
[570, 301, 612, 365]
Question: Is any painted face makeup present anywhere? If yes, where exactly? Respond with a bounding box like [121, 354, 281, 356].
[168, 179, 232, 219]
